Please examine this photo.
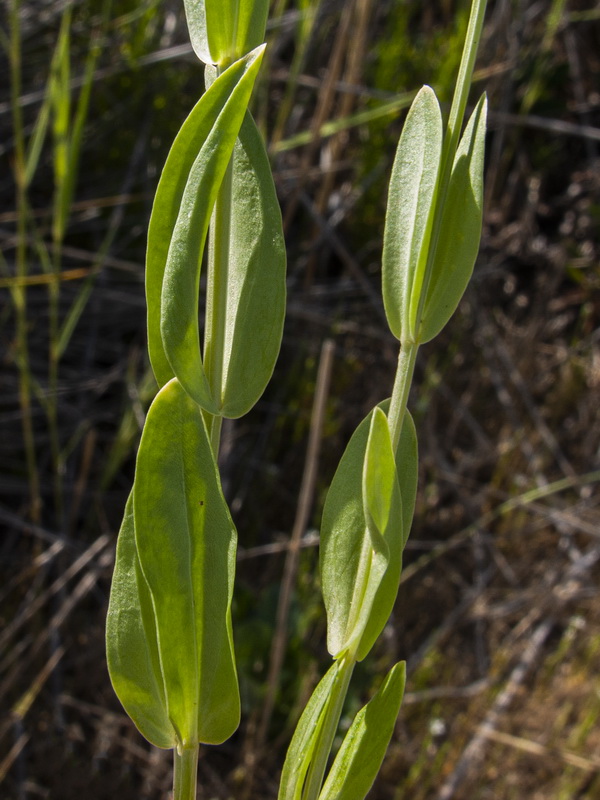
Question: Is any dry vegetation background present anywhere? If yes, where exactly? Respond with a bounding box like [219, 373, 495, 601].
[1, 0, 600, 798]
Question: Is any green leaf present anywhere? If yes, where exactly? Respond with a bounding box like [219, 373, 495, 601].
[318, 662, 406, 800]
[216, 112, 286, 418]
[182, 0, 211, 64]
[335, 409, 396, 661]
[278, 661, 342, 800]
[146, 46, 264, 409]
[382, 86, 442, 344]
[232, 0, 269, 61]
[189, 0, 268, 66]
[133, 378, 239, 747]
[419, 94, 488, 343]
[395, 409, 418, 548]
[205, 0, 238, 64]
[357, 407, 417, 661]
[354, 409, 402, 662]
[363, 407, 396, 539]
[106, 494, 176, 750]
[320, 403, 418, 661]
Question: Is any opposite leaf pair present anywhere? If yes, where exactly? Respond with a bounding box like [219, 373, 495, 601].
[147, 47, 285, 419]
[383, 86, 487, 346]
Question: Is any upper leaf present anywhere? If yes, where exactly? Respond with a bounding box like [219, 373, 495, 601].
[382, 86, 443, 344]
[133, 379, 240, 747]
[146, 46, 264, 410]
[106, 494, 176, 749]
[419, 93, 488, 343]
[318, 662, 406, 800]
[215, 112, 286, 418]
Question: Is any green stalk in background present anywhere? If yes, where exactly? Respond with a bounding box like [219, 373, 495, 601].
[107, 0, 488, 798]
[7, 0, 41, 522]
[5, 0, 108, 527]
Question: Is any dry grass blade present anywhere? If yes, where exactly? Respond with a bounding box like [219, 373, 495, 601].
[0, 534, 110, 653]
[479, 728, 600, 773]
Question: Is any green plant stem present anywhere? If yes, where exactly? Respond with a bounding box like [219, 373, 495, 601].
[204, 75, 236, 460]
[209, 413, 223, 458]
[9, 0, 41, 522]
[413, 0, 488, 337]
[302, 653, 355, 800]
[173, 745, 199, 800]
[48, 245, 64, 528]
[299, 5, 488, 794]
[387, 341, 418, 451]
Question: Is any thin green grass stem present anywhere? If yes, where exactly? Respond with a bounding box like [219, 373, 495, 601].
[413, 0, 488, 337]
[9, 0, 41, 522]
[387, 341, 418, 452]
[302, 654, 355, 800]
[173, 745, 199, 800]
[48, 251, 64, 528]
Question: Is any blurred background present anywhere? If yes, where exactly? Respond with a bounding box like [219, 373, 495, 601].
[1, 0, 599, 797]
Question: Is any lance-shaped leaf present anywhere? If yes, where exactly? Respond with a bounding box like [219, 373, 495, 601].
[319, 662, 406, 800]
[106, 494, 176, 749]
[213, 112, 286, 418]
[382, 86, 442, 344]
[146, 46, 264, 410]
[133, 378, 239, 747]
[278, 661, 341, 800]
[320, 404, 418, 661]
[419, 94, 488, 344]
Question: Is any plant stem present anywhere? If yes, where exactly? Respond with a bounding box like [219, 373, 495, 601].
[173, 745, 199, 800]
[9, 0, 41, 522]
[48, 243, 64, 529]
[302, 653, 355, 800]
[208, 413, 223, 459]
[387, 341, 418, 451]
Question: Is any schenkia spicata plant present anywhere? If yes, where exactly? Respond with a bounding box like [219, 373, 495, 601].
[106, 0, 488, 798]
